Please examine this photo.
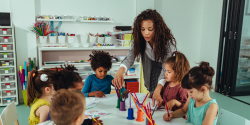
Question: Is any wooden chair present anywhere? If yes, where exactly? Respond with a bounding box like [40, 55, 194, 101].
[0, 101, 19, 125]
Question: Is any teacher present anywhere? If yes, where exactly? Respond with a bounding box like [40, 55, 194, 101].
[112, 9, 177, 108]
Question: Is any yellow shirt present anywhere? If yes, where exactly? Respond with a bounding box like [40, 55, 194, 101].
[28, 99, 50, 125]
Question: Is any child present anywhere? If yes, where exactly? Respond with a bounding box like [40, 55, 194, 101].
[27, 69, 56, 125]
[161, 51, 190, 111]
[38, 89, 103, 125]
[82, 50, 114, 97]
[163, 62, 219, 125]
[46, 64, 103, 125]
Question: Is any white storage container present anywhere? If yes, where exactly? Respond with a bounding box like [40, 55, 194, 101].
[2, 83, 15, 89]
[0, 45, 12, 50]
[105, 36, 112, 43]
[68, 36, 75, 43]
[1, 75, 14, 81]
[1, 29, 12, 35]
[2, 90, 16, 97]
[0, 53, 13, 58]
[89, 35, 96, 43]
[81, 35, 88, 43]
[97, 37, 104, 43]
[1, 68, 14, 74]
[1, 37, 13, 43]
[1, 61, 14, 66]
[49, 36, 57, 43]
[3, 97, 15, 104]
[39, 36, 47, 43]
[58, 36, 66, 43]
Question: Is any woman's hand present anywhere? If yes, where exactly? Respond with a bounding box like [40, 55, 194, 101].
[112, 67, 125, 89]
[152, 84, 163, 108]
[163, 113, 173, 121]
[165, 99, 176, 111]
[89, 91, 105, 97]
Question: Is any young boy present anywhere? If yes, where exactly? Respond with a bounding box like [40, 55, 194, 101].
[37, 89, 93, 125]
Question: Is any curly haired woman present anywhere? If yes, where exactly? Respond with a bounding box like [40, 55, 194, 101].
[112, 9, 177, 108]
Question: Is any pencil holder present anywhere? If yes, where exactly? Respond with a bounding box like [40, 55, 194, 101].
[22, 90, 28, 106]
[116, 99, 121, 109]
[97, 37, 104, 43]
[68, 36, 75, 43]
[81, 35, 88, 43]
[136, 109, 144, 122]
[105, 36, 112, 43]
[58, 36, 66, 43]
[89, 35, 96, 43]
[119, 101, 126, 111]
[49, 36, 57, 44]
[39, 36, 47, 43]
[127, 108, 135, 120]
[147, 119, 155, 125]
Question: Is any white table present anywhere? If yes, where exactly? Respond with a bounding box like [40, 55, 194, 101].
[90, 93, 193, 125]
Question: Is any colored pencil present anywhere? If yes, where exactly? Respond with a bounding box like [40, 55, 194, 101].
[93, 85, 106, 98]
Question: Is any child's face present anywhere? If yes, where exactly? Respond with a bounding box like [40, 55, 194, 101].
[94, 67, 108, 79]
[164, 64, 176, 82]
[187, 88, 204, 101]
[69, 82, 84, 91]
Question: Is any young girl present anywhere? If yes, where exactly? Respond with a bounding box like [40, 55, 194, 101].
[161, 51, 190, 111]
[163, 62, 219, 125]
[38, 89, 103, 125]
[82, 50, 114, 97]
[28, 69, 56, 125]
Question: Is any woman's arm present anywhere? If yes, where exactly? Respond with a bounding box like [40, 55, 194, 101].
[202, 103, 218, 125]
[112, 45, 136, 89]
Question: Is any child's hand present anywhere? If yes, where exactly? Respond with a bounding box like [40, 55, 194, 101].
[90, 91, 106, 97]
[92, 117, 103, 125]
[165, 99, 176, 111]
[163, 113, 173, 121]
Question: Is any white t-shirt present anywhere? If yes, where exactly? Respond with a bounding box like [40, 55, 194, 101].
[36, 120, 54, 125]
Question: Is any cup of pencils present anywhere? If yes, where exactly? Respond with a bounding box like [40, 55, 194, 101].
[30, 21, 56, 43]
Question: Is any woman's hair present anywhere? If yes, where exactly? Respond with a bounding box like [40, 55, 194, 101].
[165, 51, 190, 83]
[132, 9, 177, 62]
[27, 69, 55, 107]
[89, 50, 113, 71]
[52, 64, 83, 91]
[181, 62, 215, 90]
[50, 89, 86, 125]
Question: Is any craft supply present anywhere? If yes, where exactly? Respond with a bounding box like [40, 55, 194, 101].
[92, 85, 106, 98]
[127, 93, 135, 120]
[164, 97, 171, 123]
[119, 100, 126, 111]
[91, 117, 101, 125]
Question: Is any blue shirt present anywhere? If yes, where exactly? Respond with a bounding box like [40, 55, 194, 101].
[187, 98, 219, 125]
[82, 74, 114, 97]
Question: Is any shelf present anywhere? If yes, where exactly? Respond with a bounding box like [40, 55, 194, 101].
[2, 95, 17, 98]
[37, 18, 77, 21]
[40, 62, 141, 69]
[80, 20, 114, 23]
[111, 31, 132, 35]
[0, 50, 13, 52]
[116, 39, 133, 42]
[0, 26, 13, 28]
[0, 35, 12, 37]
[38, 46, 131, 51]
[1, 88, 16, 91]
[0, 66, 15, 68]
[0, 42, 13, 45]
[0, 73, 16, 76]
[124, 75, 140, 79]
[1, 81, 16, 84]
[0, 58, 14, 61]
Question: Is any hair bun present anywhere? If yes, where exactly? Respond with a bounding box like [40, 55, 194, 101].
[199, 61, 215, 76]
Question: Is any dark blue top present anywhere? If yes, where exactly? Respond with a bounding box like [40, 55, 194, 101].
[82, 74, 114, 97]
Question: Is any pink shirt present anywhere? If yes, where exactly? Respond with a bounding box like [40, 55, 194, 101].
[161, 82, 188, 111]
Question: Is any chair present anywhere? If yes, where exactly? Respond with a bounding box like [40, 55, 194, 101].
[217, 108, 250, 125]
[0, 101, 19, 125]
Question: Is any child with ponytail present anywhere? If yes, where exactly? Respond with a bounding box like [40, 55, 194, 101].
[161, 51, 190, 111]
[27, 69, 56, 125]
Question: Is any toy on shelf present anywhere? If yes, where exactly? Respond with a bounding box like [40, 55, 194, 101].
[92, 43, 115, 48]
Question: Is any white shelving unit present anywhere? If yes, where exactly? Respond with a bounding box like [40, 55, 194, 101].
[79, 20, 114, 23]
[37, 19, 77, 22]
[0, 26, 19, 106]
[38, 46, 141, 92]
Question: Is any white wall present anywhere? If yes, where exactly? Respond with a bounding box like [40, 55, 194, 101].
[136, 0, 154, 15]
[199, 0, 223, 89]
[0, 0, 10, 12]
[154, 0, 204, 68]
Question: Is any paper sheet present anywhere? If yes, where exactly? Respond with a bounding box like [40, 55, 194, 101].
[85, 107, 111, 118]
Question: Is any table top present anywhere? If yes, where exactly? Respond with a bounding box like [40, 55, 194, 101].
[91, 93, 193, 125]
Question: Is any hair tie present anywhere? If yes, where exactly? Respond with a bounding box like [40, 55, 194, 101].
[40, 74, 48, 82]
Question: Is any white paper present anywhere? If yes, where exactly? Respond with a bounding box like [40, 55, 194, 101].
[3, 47, 7, 50]
[5, 78, 9, 81]
[6, 62, 9, 65]
[7, 93, 11, 96]
[6, 85, 10, 88]
[7, 100, 10, 103]
[3, 31, 7, 34]
[4, 55, 7, 58]
[4, 39, 8, 42]
[5, 70, 8, 73]
[85, 106, 111, 118]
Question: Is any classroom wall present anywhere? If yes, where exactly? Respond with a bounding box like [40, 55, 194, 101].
[0, 0, 10, 12]
[199, 0, 223, 90]
[154, 0, 204, 67]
